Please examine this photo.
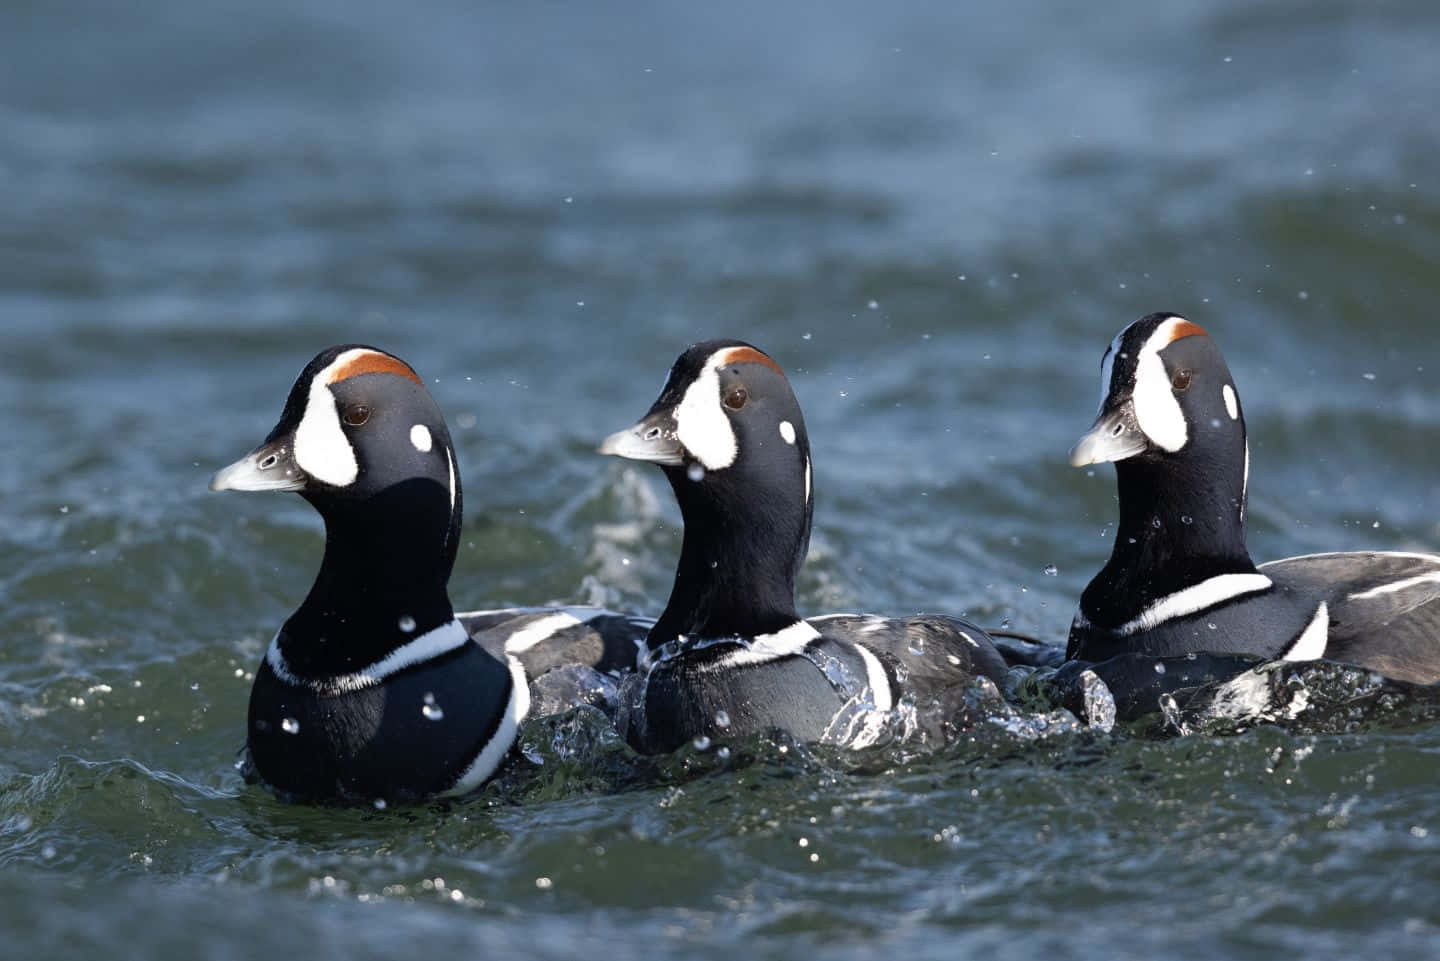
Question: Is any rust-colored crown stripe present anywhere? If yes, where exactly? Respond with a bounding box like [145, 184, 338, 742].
[327, 351, 422, 385]
[1164, 319, 1209, 344]
[713, 345, 784, 375]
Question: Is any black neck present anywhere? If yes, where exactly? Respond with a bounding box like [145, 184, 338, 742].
[281, 478, 461, 678]
[1083, 453, 1257, 626]
[648, 468, 809, 647]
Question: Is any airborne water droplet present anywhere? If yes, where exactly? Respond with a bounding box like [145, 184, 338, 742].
[693, 735, 711, 751]
[687, 463, 705, 482]
[1154, 663, 1167, 675]
[422, 694, 445, 721]
[398, 615, 417, 633]
[1180, 515, 1194, 525]
[281, 717, 301, 734]
[714, 710, 731, 729]
[1043, 564, 1058, 576]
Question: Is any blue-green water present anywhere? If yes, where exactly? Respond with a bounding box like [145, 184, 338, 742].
[3, 1, 1438, 958]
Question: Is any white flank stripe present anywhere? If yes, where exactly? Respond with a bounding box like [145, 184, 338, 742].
[1347, 571, 1440, 602]
[1284, 603, 1329, 661]
[715, 620, 821, 669]
[267, 618, 471, 694]
[1116, 573, 1274, 636]
[503, 612, 583, 654]
[441, 654, 531, 796]
[852, 643, 894, 712]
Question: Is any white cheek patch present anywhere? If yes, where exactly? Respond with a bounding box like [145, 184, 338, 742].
[293, 379, 358, 487]
[674, 361, 738, 470]
[1223, 384, 1239, 420]
[1130, 317, 1191, 453]
[410, 424, 433, 452]
[779, 420, 796, 445]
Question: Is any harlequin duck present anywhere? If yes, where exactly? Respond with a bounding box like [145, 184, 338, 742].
[598, 340, 1009, 754]
[1068, 313, 1440, 684]
[211, 345, 647, 802]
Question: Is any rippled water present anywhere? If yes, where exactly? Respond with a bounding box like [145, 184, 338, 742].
[3, 1, 1438, 958]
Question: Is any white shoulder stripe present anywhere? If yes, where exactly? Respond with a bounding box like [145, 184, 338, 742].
[1348, 571, 1440, 602]
[851, 643, 894, 712]
[1283, 603, 1329, 661]
[441, 654, 531, 796]
[267, 618, 472, 694]
[1116, 573, 1274, 636]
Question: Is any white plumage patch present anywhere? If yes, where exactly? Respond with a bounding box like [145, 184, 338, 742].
[1130, 316, 1191, 453]
[441, 654, 531, 796]
[1097, 328, 1126, 412]
[1223, 384, 1239, 421]
[410, 424, 433, 452]
[267, 618, 471, 693]
[674, 358, 738, 470]
[1283, 603, 1329, 661]
[444, 446, 457, 512]
[293, 367, 359, 487]
[502, 611, 583, 654]
[779, 420, 796, 445]
[714, 620, 820, 669]
[1115, 573, 1274, 636]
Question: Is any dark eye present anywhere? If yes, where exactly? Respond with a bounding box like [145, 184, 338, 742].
[1172, 370, 1193, 391]
[342, 404, 371, 427]
[723, 386, 748, 411]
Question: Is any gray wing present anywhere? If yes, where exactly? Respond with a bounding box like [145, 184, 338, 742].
[457, 607, 653, 677]
[1261, 552, 1440, 684]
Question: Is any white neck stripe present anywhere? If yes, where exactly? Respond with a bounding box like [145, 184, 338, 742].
[714, 620, 821, 669]
[267, 618, 472, 694]
[1283, 603, 1329, 661]
[441, 654, 530, 796]
[1115, 573, 1274, 636]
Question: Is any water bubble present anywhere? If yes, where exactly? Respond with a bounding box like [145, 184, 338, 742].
[1043, 564, 1058, 576]
[686, 463, 706, 483]
[398, 615, 416, 633]
[714, 710, 731, 729]
[281, 717, 301, 734]
[692, 735, 711, 751]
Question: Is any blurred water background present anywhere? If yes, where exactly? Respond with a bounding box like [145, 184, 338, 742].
[2, 1, 1438, 958]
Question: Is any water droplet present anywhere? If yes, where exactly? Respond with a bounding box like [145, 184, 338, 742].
[686, 463, 706, 483]
[714, 710, 731, 729]
[422, 700, 445, 721]
[373, 798, 388, 811]
[398, 615, 416, 633]
[907, 636, 926, 656]
[535, 877, 553, 890]
[1153, 663, 1166, 675]
[281, 717, 301, 734]
[999, 618, 1011, 630]
[1043, 564, 1058, 576]
[716, 746, 731, 760]
[1181, 515, 1194, 525]
[802, 332, 813, 341]
[692, 735, 711, 751]
[41, 844, 56, 860]
[867, 299, 879, 310]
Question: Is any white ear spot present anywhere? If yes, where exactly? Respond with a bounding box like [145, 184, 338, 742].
[293, 378, 358, 487]
[674, 359, 738, 470]
[1223, 384, 1239, 421]
[1130, 318, 1191, 453]
[779, 420, 796, 445]
[410, 424, 433, 453]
